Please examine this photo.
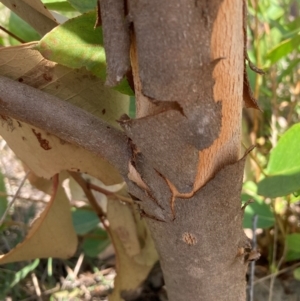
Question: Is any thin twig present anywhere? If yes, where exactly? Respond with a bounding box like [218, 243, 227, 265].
[248, 214, 258, 301]
[242, 142, 267, 176]
[254, 262, 300, 285]
[0, 170, 30, 226]
[68, 172, 108, 228]
[87, 182, 133, 204]
[0, 25, 25, 43]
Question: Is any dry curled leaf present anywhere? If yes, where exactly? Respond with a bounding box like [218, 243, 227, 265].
[0, 176, 77, 264]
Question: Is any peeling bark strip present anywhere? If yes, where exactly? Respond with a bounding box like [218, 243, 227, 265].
[100, 0, 131, 86]
[242, 0, 262, 111]
[147, 157, 250, 301]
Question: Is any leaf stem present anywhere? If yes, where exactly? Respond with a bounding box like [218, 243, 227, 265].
[0, 25, 25, 43]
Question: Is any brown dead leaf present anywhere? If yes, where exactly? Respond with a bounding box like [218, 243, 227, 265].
[0, 175, 77, 264]
[108, 200, 141, 257]
[107, 200, 158, 301]
[0, 117, 123, 185]
[0, 44, 129, 185]
[0, 44, 130, 130]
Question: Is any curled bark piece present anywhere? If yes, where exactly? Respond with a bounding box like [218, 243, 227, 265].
[243, 69, 262, 111]
[100, 0, 131, 86]
[242, 0, 262, 111]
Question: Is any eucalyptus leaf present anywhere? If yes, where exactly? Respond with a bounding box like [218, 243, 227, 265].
[36, 11, 133, 95]
[242, 182, 274, 229]
[67, 0, 97, 13]
[72, 208, 99, 235]
[42, 0, 76, 12]
[8, 12, 41, 45]
[286, 233, 300, 262]
[82, 228, 110, 257]
[266, 34, 300, 65]
[258, 124, 300, 197]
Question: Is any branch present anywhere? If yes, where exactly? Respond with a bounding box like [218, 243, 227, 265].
[0, 76, 131, 176]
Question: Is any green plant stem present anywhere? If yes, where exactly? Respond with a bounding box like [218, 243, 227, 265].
[0, 25, 25, 43]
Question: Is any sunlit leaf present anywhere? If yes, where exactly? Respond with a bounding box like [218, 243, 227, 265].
[42, 0, 76, 12]
[258, 124, 300, 197]
[36, 12, 133, 95]
[266, 34, 300, 65]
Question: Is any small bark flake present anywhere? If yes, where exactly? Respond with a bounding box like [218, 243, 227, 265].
[0, 115, 15, 132]
[243, 0, 262, 111]
[182, 232, 197, 245]
[137, 205, 166, 223]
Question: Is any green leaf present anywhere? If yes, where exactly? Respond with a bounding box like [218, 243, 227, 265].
[67, 0, 97, 13]
[285, 16, 300, 32]
[286, 233, 300, 262]
[9, 259, 40, 288]
[258, 124, 300, 197]
[293, 267, 300, 280]
[72, 208, 99, 235]
[37, 12, 105, 75]
[286, 233, 300, 251]
[267, 124, 300, 175]
[242, 182, 275, 229]
[42, 0, 76, 12]
[36, 12, 133, 95]
[278, 58, 300, 82]
[82, 228, 110, 257]
[266, 34, 300, 65]
[8, 12, 41, 45]
[258, 173, 300, 198]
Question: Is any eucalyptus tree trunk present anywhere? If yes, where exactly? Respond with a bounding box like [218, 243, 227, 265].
[102, 0, 252, 300]
[0, 0, 255, 300]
